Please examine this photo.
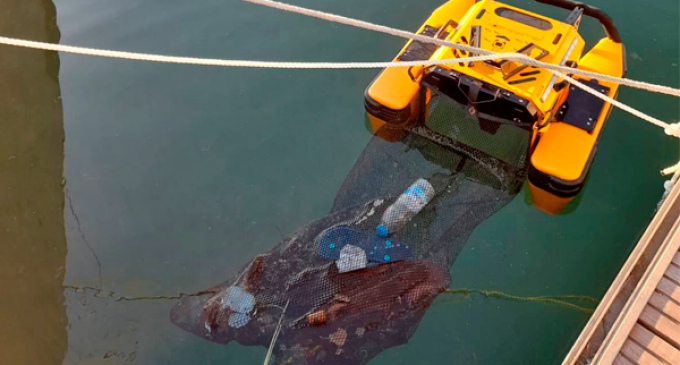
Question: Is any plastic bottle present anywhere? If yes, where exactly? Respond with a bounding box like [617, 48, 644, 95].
[376, 178, 435, 237]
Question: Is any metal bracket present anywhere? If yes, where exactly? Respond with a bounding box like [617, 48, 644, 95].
[541, 38, 578, 102]
[483, 43, 549, 80]
[468, 26, 482, 66]
[457, 77, 500, 105]
[407, 66, 423, 82]
[403, 20, 457, 81]
[565, 7, 584, 31]
[436, 19, 458, 39]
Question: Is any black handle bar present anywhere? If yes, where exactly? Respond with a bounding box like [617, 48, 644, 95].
[535, 0, 621, 43]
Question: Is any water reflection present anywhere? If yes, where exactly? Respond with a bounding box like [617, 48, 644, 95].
[0, 0, 66, 364]
[171, 98, 531, 365]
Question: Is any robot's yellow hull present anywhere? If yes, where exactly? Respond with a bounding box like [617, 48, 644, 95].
[365, 0, 625, 215]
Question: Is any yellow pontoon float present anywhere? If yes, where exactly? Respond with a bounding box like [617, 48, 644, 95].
[364, 0, 625, 215]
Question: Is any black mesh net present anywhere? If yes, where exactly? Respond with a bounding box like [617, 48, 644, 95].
[171, 90, 531, 364]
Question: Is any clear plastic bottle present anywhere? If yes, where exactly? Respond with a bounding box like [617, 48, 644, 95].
[376, 178, 435, 237]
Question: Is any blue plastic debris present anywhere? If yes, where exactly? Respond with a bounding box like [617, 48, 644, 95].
[223, 286, 255, 328]
[225, 287, 254, 314]
[228, 312, 250, 329]
[376, 224, 388, 237]
[316, 226, 415, 271]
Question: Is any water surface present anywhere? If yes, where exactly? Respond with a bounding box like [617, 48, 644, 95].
[1, 0, 678, 364]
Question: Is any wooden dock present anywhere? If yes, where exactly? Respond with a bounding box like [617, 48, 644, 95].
[562, 181, 680, 365]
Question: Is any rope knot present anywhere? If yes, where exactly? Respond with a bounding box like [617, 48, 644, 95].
[664, 122, 680, 137]
[664, 180, 675, 194]
[661, 161, 680, 196]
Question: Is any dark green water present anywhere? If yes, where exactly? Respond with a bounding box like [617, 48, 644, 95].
[1, 0, 678, 364]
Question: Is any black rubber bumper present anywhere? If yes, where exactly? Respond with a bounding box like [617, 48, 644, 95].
[528, 147, 596, 198]
[363, 84, 424, 128]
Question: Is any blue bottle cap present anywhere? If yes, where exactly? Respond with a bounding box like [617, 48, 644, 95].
[376, 225, 388, 237]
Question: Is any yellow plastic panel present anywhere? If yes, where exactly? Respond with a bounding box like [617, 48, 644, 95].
[367, 67, 422, 110]
[530, 38, 623, 182]
[531, 122, 594, 181]
[431, 0, 585, 115]
[367, 0, 475, 110]
[578, 38, 625, 78]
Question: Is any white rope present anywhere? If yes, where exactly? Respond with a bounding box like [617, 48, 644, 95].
[662, 163, 680, 198]
[263, 299, 289, 365]
[0, 21, 679, 97]
[559, 73, 672, 130]
[0, 36, 574, 69]
[235, 0, 680, 139]
[0, 35, 602, 70]
[0, 36, 644, 77]
[0, 0, 678, 137]
[239, 0, 680, 98]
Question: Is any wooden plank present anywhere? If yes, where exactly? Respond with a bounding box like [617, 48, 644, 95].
[614, 355, 636, 365]
[613, 355, 635, 365]
[593, 217, 680, 365]
[666, 264, 680, 284]
[620, 338, 665, 365]
[648, 290, 680, 322]
[561, 182, 680, 365]
[630, 323, 680, 365]
[672, 251, 680, 266]
[657, 277, 680, 304]
[639, 306, 680, 348]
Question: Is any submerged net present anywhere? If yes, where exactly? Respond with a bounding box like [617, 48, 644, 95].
[171, 91, 531, 364]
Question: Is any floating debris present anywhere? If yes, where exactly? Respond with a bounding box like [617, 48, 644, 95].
[172, 113, 529, 364]
[329, 328, 347, 347]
